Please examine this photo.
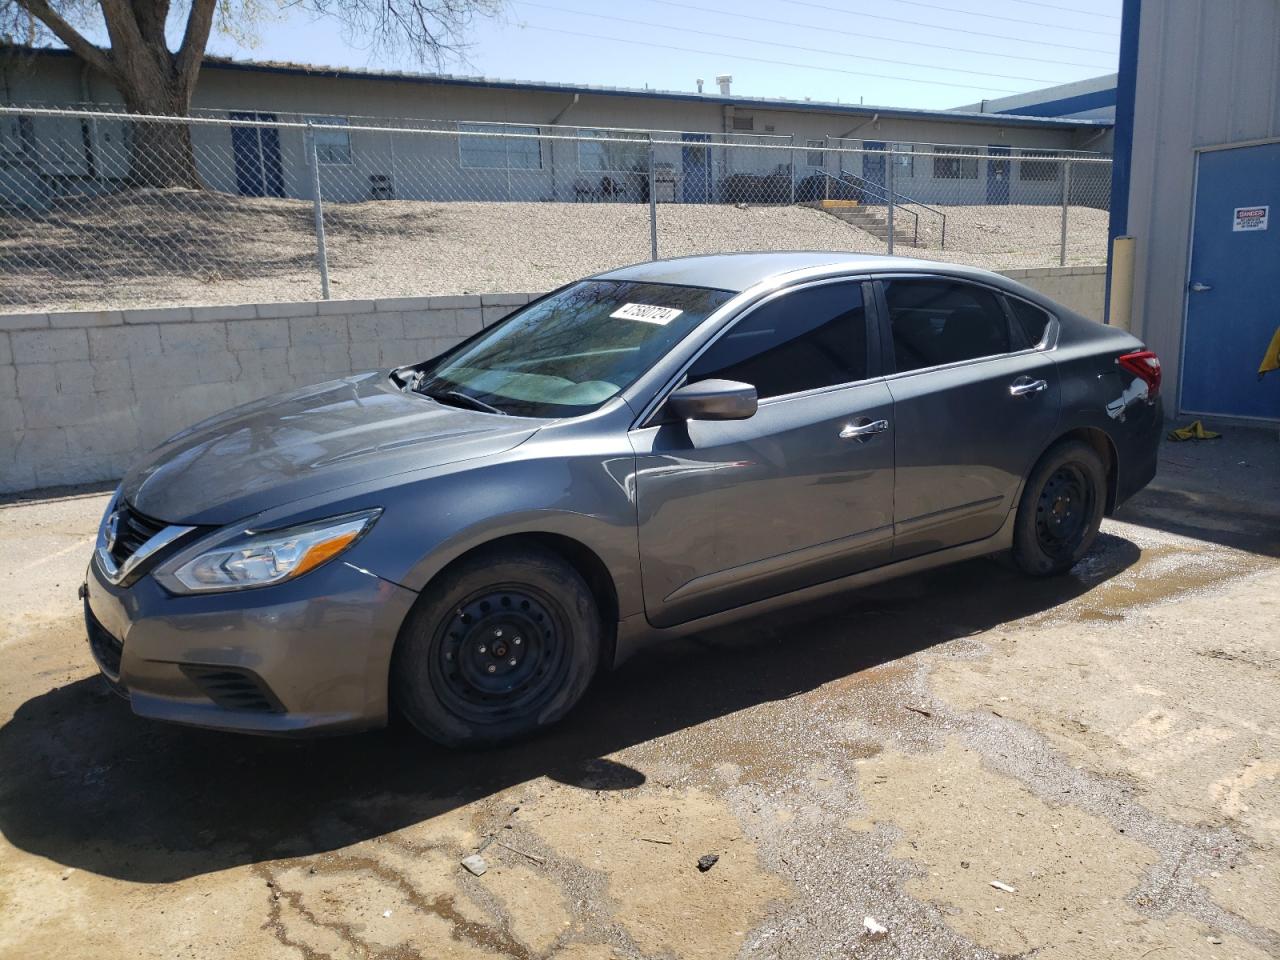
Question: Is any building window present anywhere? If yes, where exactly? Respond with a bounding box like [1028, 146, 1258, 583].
[578, 129, 648, 173]
[731, 115, 754, 131]
[306, 116, 352, 165]
[0, 114, 34, 165]
[459, 122, 543, 170]
[806, 139, 825, 167]
[933, 146, 979, 180]
[1019, 149, 1061, 182]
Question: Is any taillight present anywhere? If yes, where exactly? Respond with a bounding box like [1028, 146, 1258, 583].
[1118, 350, 1161, 398]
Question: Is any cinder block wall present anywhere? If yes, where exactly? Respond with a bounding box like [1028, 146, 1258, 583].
[0, 293, 534, 493]
[0, 266, 1107, 496]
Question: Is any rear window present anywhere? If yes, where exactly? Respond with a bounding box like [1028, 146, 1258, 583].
[883, 279, 1012, 372]
[1008, 296, 1053, 346]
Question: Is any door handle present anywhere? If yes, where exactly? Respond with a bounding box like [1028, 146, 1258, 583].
[1009, 377, 1048, 397]
[840, 418, 889, 441]
[1189, 281, 1213, 292]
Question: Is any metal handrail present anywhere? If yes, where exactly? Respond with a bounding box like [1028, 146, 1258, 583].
[835, 168, 948, 249]
[810, 170, 920, 247]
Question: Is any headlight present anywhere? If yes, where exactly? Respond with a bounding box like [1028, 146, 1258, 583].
[158, 509, 381, 594]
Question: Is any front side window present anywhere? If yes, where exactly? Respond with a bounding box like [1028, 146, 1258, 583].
[883, 279, 1011, 372]
[459, 123, 542, 170]
[310, 117, 352, 165]
[418, 280, 733, 418]
[688, 282, 868, 399]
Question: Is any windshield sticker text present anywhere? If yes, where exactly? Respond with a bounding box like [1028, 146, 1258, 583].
[610, 303, 684, 325]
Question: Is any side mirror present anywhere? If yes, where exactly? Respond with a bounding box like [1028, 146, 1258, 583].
[665, 379, 758, 421]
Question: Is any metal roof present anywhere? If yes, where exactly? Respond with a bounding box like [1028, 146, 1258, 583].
[7, 45, 1112, 131]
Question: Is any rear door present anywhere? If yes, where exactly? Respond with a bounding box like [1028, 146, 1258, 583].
[631, 279, 895, 627]
[874, 276, 1060, 559]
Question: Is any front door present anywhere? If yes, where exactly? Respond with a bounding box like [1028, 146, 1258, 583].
[1181, 141, 1280, 421]
[230, 111, 285, 198]
[876, 277, 1059, 557]
[681, 133, 711, 203]
[631, 280, 895, 627]
[987, 145, 1011, 204]
[862, 140, 886, 202]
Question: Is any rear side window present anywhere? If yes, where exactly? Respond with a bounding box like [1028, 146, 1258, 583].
[882, 279, 1011, 372]
[1008, 296, 1053, 346]
[688, 282, 868, 399]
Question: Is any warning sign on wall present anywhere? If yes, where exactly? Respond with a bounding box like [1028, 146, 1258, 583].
[1233, 205, 1269, 231]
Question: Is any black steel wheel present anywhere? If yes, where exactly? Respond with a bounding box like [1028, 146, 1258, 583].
[1012, 439, 1107, 577]
[392, 546, 602, 748]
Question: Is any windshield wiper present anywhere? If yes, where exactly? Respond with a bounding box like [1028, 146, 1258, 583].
[420, 384, 506, 416]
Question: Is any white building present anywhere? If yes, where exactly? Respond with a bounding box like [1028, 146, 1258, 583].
[2, 46, 1112, 210]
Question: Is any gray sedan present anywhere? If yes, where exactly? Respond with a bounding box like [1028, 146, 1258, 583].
[82, 253, 1163, 746]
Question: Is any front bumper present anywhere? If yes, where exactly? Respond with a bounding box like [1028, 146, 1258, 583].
[83, 553, 419, 736]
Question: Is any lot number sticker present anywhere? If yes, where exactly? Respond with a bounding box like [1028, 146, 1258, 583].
[611, 303, 684, 325]
[1233, 205, 1269, 232]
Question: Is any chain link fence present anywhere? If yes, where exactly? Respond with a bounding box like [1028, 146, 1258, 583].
[0, 105, 1112, 313]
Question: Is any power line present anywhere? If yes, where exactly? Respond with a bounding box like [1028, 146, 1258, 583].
[1003, 0, 1120, 18]
[516, 1, 1091, 84]
[750, 0, 1117, 53]
[867, 0, 1118, 34]
[633, 0, 1115, 69]
[517, 25, 1034, 93]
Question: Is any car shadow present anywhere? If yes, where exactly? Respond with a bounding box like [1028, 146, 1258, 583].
[0, 533, 1140, 884]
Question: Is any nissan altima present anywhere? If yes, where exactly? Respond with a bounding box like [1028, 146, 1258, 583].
[83, 253, 1163, 746]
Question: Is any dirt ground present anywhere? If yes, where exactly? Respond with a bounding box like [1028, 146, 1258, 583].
[0, 429, 1277, 960]
[0, 192, 1108, 313]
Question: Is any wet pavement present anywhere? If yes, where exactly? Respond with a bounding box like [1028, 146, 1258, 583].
[1, 430, 1278, 960]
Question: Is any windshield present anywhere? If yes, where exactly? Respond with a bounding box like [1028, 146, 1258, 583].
[413, 280, 736, 417]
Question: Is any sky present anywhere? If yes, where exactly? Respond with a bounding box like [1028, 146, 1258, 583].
[99, 0, 1124, 112]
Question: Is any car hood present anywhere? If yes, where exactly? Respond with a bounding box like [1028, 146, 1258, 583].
[121, 372, 541, 525]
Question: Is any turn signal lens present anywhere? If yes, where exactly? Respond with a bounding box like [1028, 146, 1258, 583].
[167, 509, 381, 593]
[1117, 350, 1162, 398]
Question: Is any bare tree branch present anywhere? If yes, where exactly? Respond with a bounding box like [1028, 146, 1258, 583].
[11, 0, 112, 77]
[175, 0, 216, 99]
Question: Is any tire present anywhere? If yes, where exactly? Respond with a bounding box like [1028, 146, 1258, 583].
[1010, 439, 1107, 577]
[391, 545, 602, 748]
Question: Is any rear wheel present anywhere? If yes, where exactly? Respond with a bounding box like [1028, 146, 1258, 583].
[391, 546, 601, 748]
[1011, 439, 1107, 577]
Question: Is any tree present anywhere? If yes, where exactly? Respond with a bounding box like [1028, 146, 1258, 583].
[1, 0, 501, 187]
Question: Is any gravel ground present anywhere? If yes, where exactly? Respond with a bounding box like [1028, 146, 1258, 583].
[0, 191, 1108, 313]
[1, 432, 1278, 959]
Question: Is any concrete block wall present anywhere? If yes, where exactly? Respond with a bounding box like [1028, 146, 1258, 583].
[1003, 265, 1107, 324]
[0, 293, 535, 494]
[0, 266, 1107, 496]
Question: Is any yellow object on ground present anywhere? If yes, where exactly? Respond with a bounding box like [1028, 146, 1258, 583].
[1259, 326, 1280, 379]
[1167, 420, 1222, 441]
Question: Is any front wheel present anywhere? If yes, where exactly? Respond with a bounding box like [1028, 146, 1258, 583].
[391, 546, 602, 748]
[1010, 439, 1107, 577]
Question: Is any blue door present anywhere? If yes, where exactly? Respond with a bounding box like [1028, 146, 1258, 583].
[681, 133, 711, 203]
[1181, 141, 1280, 421]
[987, 145, 1011, 204]
[861, 140, 886, 202]
[230, 112, 284, 198]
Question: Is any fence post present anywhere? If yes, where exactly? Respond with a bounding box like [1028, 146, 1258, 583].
[306, 123, 331, 300]
[790, 145, 796, 204]
[1059, 159, 1073, 266]
[648, 135, 658, 261]
[885, 144, 895, 256]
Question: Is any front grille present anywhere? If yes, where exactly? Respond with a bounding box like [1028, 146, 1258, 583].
[180, 666, 284, 714]
[85, 601, 123, 678]
[109, 502, 167, 567]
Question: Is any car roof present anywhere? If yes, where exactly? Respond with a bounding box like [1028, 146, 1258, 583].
[593, 251, 1005, 293]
